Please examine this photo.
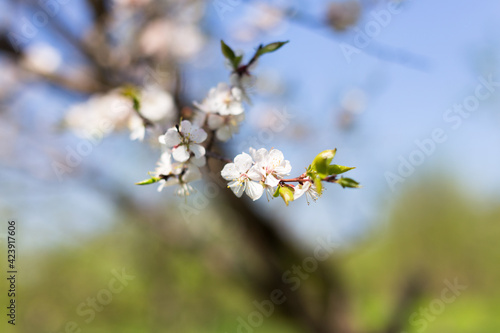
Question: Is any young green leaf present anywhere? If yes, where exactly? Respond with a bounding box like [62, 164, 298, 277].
[314, 177, 323, 195]
[122, 86, 141, 112]
[279, 186, 294, 206]
[328, 165, 355, 175]
[221, 40, 242, 69]
[135, 177, 160, 185]
[273, 186, 281, 198]
[221, 40, 235, 60]
[311, 149, 337, 176]
[256, 41, 289, 57]
[233, 54, 243, 69]
[336, 177, 360, 189]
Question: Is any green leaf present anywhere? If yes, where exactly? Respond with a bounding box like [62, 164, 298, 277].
[135, 177, 160, 185]
[233, 55, 243, 68]
[221, 40, 241, 69]
[122, 86, 141, 112]
[311, 149, 337, 176]
[336, 177, 360, 189]
[273, 186, 281, 198]
[328, 165, 355, 175]
[279, 186, 294, 206]
[256, 41, 289, 57]
[314, 177, 323, 195]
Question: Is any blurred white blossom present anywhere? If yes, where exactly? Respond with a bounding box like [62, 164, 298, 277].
[65, 87, 176, 141]
[340, 88, 366, 115]
[65, 91, 133, 138]
[21, 43, 62, 75]
[326, 0, 361, 31]
[207, 113, 245, 142]
[194, 82, 244, 116]
[128, 87, 177, 141]
[140, 19, 204, 60]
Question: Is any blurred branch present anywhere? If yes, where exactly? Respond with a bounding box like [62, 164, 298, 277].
[0, 32, 20, 56]
[379, 274, 425, 333]
[85, 0, 111, 25]
[17, 0, 97, 62]
[17, 62, 106, 93]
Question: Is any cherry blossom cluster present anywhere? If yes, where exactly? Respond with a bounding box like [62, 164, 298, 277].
[221, 148, 291, 201]
[194, 82, 245, 142]
[220, 147, 320, 204]
[132, 40, 360, 204]
[221, 148, 357, 205]
[153, 120, 207, 195]
[65, 85, 176, 142]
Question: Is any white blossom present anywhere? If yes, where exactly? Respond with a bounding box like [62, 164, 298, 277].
[230, 72, 255, 104]
[66, 87, 176, 141]
[207, 113, 245, 142]
[65, 91, 134, 138]
[154, 152, 202, 196]
[140, 87, 176, 121]
[158, 120, 207, 162]
[128, 87, 176, 141]
[165, 165, 202, 196]
[21, 43, 62, 75]
[221, 153, 264, 200]
[292, 182, 319, 204]
[194, 82, 244, 116]
[128, 115, 146, 141]
[139, 19, 204, 60]
[250, 148, 292, 187]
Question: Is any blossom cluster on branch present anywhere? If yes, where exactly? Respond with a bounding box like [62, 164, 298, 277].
[133, 40, 359, 205]
[63, 38, 359, 205]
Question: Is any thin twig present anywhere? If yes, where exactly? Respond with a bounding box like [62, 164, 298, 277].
[205, 151, 232, 164]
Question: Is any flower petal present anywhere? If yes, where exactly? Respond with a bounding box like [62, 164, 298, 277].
[191, 156, 206, 167]
[250, 148, 268, 164]
[274, 160, 292, 176]
[163, 128, 181, 147]
[221, 163, 240, 180]
[245, 181, 264, 201]
[172, 146, 190, 162]
[227, 102, 244, 115]
[268, 149, 284, 168]
[229, 180, 245, 198]
[216, 126, 232, 142]
[293, 182, 311, 200]
[157, 180, 166, 192]
[247, 165, 264, 182]
[180, 120, 192, 133]
[234, 153, 253, 173]
[265, 174, 280, 187]
[190, 128, 208, 143]
[190, 144, 206, 159]
[231, 87, 243, 101]
[207, 114, 224, 130]
[183, 166, 202, 183]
